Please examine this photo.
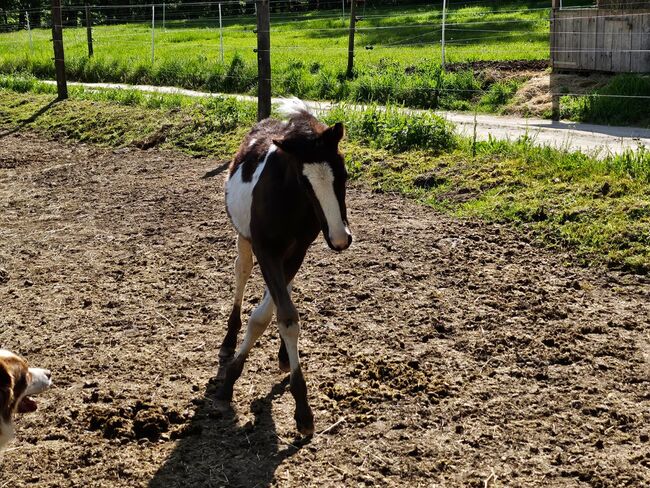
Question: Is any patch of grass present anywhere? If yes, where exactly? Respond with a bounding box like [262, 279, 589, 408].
[1, 84, 647, 273]
[561, 74, 650, 126]
[478, 79, 522, 112]
[323, 104, 457, 153]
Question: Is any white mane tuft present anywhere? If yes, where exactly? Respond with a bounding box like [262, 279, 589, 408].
[275, 97, 311, 119]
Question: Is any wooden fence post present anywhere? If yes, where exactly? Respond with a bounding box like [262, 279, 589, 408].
[346, 0, 357, 78]
[256, 0, 271, 121]
[85, 4, 93, 57]
[550, 0, 560, 121]
[51, 0, 67, 100]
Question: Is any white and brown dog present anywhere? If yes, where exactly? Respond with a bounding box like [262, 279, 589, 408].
[0, 349, 52, 450]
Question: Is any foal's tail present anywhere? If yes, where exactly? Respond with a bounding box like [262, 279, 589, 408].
[275, 97, 311, 119]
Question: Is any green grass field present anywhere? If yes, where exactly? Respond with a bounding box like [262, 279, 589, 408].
[0, 2, 551, 109]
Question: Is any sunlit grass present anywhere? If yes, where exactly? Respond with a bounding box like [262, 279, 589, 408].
[0, 2, 550, 109]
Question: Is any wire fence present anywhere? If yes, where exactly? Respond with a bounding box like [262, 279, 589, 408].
[0, 0, 649, 112]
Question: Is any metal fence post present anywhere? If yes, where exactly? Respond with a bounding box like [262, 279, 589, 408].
[26, 11, 34, 55]
[219, 3, 224, 63]
[441, 0, 447, 69]
[342, 0, 345, 17]
[551, 0, 560, 121]
[51, 0, 67, 99]
[163, 2, 166, 31]
[85, 4, 93, 57]
[256, 0, 271, 120]
[151, 5, 155, 64]
[346, 0, 357, 78]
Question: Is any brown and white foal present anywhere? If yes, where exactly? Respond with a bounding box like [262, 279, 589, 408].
[217, 98, 352, 435]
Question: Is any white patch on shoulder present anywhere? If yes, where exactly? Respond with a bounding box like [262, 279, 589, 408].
[248, 138, 257, 148]
[302, 163, 350, 249]
[225, 145, 276, 239]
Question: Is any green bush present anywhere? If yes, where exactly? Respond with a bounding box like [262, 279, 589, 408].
[562, 74, 650, 126]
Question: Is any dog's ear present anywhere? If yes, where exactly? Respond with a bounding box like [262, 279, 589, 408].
[0, 364, 13, 418]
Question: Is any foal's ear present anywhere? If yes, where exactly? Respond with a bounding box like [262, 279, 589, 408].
[273, 138, 297, 154]
[323, 122, 345, 145]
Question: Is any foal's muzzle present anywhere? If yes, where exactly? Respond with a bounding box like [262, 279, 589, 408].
[328, 225, 353, 252]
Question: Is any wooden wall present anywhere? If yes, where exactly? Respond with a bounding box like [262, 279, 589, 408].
[551, 9, 650, 73]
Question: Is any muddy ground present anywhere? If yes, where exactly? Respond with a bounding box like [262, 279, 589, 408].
[0, 133, 649, 487]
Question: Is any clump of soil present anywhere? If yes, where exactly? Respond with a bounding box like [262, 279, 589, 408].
[321, 358, 454, 425]
[86, 401, 183, 442]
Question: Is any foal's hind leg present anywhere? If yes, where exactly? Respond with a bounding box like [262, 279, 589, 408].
[217, 287, 275, 402]
[219, 235, 254, 361]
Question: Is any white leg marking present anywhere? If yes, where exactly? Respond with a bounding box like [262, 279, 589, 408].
[302, 163, 350, 248]
[278, 321, 300, 373]
[233, 235, 253, 308]
[225, 145, 276, 239]
[237, 289, 275, 358]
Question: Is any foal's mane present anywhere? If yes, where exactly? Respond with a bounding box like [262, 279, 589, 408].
[229, 103, 327, 181]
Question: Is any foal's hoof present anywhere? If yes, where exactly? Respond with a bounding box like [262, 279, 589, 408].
[278, 359, 291, 373]
[295, 408, 315, 436]
[215, 386, 233, 403]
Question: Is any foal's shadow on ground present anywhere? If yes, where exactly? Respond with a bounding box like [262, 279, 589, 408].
[202, 159, 231, 179]
[149, 369, 308, 488]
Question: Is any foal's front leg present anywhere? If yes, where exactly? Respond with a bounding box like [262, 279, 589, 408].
[219, 235, 254, 361]
[257, 254, 314, 436]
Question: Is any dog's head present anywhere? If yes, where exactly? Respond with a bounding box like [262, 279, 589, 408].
[0, 349, 52, 427]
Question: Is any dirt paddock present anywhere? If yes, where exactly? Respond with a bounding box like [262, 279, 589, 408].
[0, 133, 649, 487]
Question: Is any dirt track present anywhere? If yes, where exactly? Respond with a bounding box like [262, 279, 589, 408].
[1, 133, 649, 487]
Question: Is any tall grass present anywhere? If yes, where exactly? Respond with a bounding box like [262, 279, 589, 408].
[324, 103, 457, 153]
[561, 74, 650, 126]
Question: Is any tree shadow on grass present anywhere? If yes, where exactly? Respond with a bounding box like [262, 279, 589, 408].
[149, 374, 308, 488]
[0, 98, 59, 140]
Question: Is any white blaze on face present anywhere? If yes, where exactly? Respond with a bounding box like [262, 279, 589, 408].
[225, 145, 276, 239]
[302, 163, 350, 249]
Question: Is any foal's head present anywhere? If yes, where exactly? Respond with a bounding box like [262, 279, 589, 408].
[273, 113, 352, 252]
